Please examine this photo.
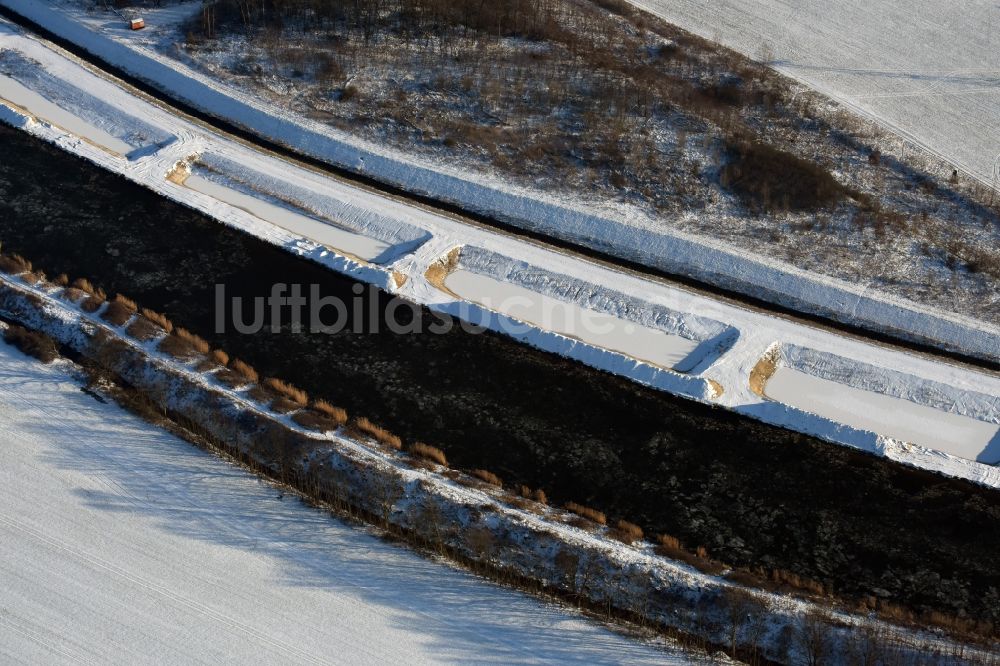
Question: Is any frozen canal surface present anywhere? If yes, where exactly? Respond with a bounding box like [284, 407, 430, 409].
[766, 367, 1000, 463]
[445, 269, 701, 370]
[185, 173, 391, 262]
[0, 73, 132, 154]
[0, 342, 691, 665]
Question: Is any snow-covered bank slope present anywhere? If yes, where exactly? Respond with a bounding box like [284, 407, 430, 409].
[0, 342, 686, 665]
[2, 0, 998, 362]
[627, 0, 1000, 190]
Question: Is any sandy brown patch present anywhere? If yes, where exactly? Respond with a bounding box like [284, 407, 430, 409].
[749, 344, 782, 397]
[424, 246, 461, 297]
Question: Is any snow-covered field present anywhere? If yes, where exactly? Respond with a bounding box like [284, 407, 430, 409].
[628, 0, 1000, 190]
[1, 13, 999, 489]
[0, 340, 694, 665]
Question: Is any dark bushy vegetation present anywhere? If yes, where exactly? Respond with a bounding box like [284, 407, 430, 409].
[720, 139, 849, 213]
[4, 324, 58, 363]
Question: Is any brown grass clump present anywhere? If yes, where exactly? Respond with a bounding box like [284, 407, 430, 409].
[263, 377, 308, 406]
[72, 278, 97, 295]
[517, 485, 549, 505]
[0, 254, 32, 274]
[126, 316, 164, 341]
[211, 349, 230, 366]
[53, 273, 69, 287]
[4, 324, 59, 363]
[353, 416, 403, 450]
[215, 367, 252, 388]
[140, 308, 173, 334]
[80, 293, 107, 313]
[60, 287, 86, 303]
[656, 534, 682, 551]
[174, 328, 211, 354]
[229, 358, 258, 382]
[409, 442, 448, 467]
[291, 409, 344, 433]
[655, 534, 727, 575]
[612, 519, 644, 544]
[771, 568, 825, 596]
[470, 469, 502, 487]
[113, 294, 138, 311]
[101, 295, 139, 326]
[158, 333, 197, 359]
[564, 501, 607, 525]
[158, 327, 210, 360]
[312, 399, 348, 424]
[270, 396, 302, 413]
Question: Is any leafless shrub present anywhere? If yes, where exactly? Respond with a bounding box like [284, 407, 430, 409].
[53, 273, 69, 287]
[470, 469, 502, 487]
[795, 610, 833, 666]
[211, 349, 230, 366]
[4, 324, 59, 363]
[564, 501, 607, 525]
[409, 441, 448, 467]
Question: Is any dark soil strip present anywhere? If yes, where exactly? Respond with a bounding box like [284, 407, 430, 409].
[1, 125, 998, 625]
[1, 3, 996, 373]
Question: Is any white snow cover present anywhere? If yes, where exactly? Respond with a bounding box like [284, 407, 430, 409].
[2, 17, 1000, 488]
[0, 340, 695, 665]
[2, 0, 999, 362]
[627, 0, 1000, 192]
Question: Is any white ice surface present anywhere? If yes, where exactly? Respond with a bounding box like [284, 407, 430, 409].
[765, 367, 1000, 464]
[184, 174, 391, 262]
[446, 268, 700, 371]
[0, 72, 132, 154]
[0, 342, 689, 665]
[627, 0, 1000, 189]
